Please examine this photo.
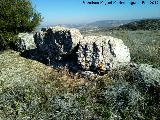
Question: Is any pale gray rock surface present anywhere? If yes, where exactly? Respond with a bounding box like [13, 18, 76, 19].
[18, 26, 131, 71]
[34, 26, 83, 61]
[76, 35, 130, 70]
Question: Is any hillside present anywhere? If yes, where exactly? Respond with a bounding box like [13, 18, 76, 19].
[0, 50, 160, 119]
[116, 19, 160, 30]
[87, 20, 134, 28]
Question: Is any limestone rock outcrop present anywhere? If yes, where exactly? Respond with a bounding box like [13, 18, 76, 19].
[34, 26, 83, 61]
[17, 26, 131, 71]
[76, 36, 130, 70]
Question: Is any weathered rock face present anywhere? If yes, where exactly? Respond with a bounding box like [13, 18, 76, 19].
[76, 36, 130, 70]
[34, 26, 83, 61]
[18, 26, 131, 71]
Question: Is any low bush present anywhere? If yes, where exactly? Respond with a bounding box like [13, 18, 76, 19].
[0, 0, 41, 50]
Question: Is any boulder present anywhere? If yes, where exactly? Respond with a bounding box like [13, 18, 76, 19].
[18, 26, 131, 71]
[76, 36, 130, 70]
[34, 26, 83, 60]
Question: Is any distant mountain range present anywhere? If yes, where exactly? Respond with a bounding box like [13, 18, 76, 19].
[60, 20, 136, 30]
[65, 18, 160, 30]
[86, 20, 135, 28]
[79, 18, 160, 31]
[38, 18, 160, 31]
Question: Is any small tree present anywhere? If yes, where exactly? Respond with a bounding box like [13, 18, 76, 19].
[0, 0, 42, 50]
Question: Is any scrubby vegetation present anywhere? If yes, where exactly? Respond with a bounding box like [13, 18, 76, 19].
[116, 19, 160, 30]
[0, 50, 160, 119]
[0, 0, 41, 50]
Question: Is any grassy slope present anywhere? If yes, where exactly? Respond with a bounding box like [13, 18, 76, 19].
[0, 50, 87, 89]
[0, 50, 159, 119]
[0, 50, 89, 119]
[0, 50, 53, 87]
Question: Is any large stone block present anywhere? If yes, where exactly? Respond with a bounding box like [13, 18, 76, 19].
[77, 36, 131, 70]
[17, 26, 131, 71]
[34, 26, 83, 60]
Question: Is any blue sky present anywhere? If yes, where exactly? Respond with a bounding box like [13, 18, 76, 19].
[31, 0, 160, 26]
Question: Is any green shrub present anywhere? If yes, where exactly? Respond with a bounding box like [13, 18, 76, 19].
[0, 31, 17, 50]
[0, 0, 42, 50]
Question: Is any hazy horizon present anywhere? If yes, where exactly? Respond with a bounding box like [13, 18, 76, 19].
[31, 0, 160, 26]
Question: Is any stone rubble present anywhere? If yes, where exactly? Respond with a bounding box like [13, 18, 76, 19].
[17, 26, 131, 72]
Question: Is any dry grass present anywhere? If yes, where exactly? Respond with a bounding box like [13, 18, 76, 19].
[0, 50, 160, 119]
